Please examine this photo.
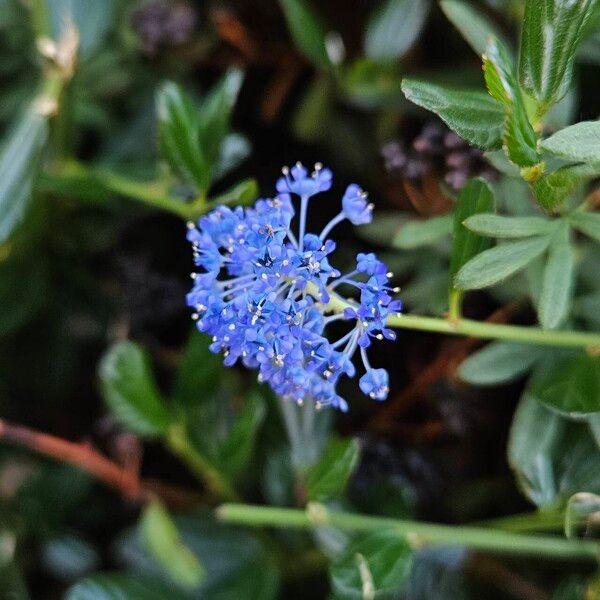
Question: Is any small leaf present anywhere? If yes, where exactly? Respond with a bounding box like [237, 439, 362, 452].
[210, 178, 258, 206]
[173, 329, 222, 407]
[463, 214, 557, 238]
[483, 38, 540, 167]
[0, 106, 48, 244]
[307, 437, 360, 502]
[449, 179, 495, 292]
[519, 0, 598, 109]
[393, 214, 453, 249]
[401, 79, 504, 150]
[532, 354, 600, 416]
[532, 162, 600, 210]
[140, 501, 205, 590]
[218, 391, 266, 478]
[440, 0, 507, 56]
[458, 342, 545, 385]
[364, 0, 429, 61]
[156, 82, 207, 192]
[541, 120, 600, 163]
[455, 236, 551, 290]
[98, 341, 170, 437]
[508, 392, 600, 507]
[568, 210, 600, 243]
[331, 531, 413, 599]
[538, 223, 575, 329]
[279, 0, 331, 68]
[213, 133, 251, 181]
[66, 573, 176, 600]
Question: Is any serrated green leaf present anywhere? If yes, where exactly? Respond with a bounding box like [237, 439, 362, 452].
[440, 0, 507, 56]
[508, 392, 600, 507]
[364, 0, 429, 61]
[568, 210, 600, 243]
[393, 214, 453, 249]
[331, 531, 413, 599]
[532, 162, 600, 210]
[279, 0, 331, 68]
[541, 121, 600, 163]
[538, 223, 574, 329]
[0, 107, 48, 244]
[98, 341, 171, 437]
[65, 573, 177, 600]
[449, 178, 495, 294]
[483, 38, 540, 167]
[458, 342, 545, 385]
[140, 501, 205, 590]
[401, 79, 504, 149]
[519, 0, 597, 109]
[463, 214, 557, 238]
[532, 355, 600, 416]
[156, 82, 207, 192]
[455, 236, 551, 290]
[307, 437, 360, 502]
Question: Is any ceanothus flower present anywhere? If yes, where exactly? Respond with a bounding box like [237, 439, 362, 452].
[186, 162, 401, 411]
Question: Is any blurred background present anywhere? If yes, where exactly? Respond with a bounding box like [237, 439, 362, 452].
[0, 0, 599, 598]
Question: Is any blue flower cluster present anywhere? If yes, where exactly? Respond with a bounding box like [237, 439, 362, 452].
[186, 163, 401, 411]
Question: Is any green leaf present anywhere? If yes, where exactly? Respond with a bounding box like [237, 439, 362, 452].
[508, 392, 600, 507]
[98, 341, 171, 437]
[218, 391, 266, 478]
[541, 121, 600, 163]
[458, 342, 546, 385]
[393, 214, 453, 249]
[66, 573, 177, 600]
[455, 236, 551, 290]
[0, 254, 48, 335]
[140, 501, 205, 590]
[358, 213, 405, 246]
[197, 69, 244, 171]
[401, 79, 504, 150]
[463, 214, 557, 238]
[519, 0, 598, 109]
[210, 178, 258, 206]
[532, 355, 600, 416]
[173, 330, 222, 407]
[532, 162, 600, 210]
[342, 58, 405, 109]
[449, 178, 495, 292]
[364, 0, 429, 61]
[331, 531, 413, 599]
[483, 38, 540, 167]
[572, 291, 600, 328]
[279, 0, 331, 68]
[440, 0, 507, 56]
[0, 107, 48, 244]
[41, 535, 99, 581]
[307, 437, 360, 502]
[538, 223, 575, 329]
[568, 210, 600, 243]
[293, 74, 333, 141]
[214, 133, 251, 181]
[156, 82, 208, 192]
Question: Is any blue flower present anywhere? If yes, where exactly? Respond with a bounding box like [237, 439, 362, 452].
[186, 162, 401, 411]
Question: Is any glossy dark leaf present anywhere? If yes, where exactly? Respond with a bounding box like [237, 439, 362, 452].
[98, 341, 171, 437]
[401, 79, 504, 149]
[449, 178, 495, 291]
[331, 531, 413, 599]
[307, 437, 360, 501]
[532, 354, 600, 416]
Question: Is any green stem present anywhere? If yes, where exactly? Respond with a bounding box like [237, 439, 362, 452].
[475, 510, 564, 533]
[217, 503, 600, 562]
[29, 0, 51, 38]
[448, 288, 462, 321]
[166, 423, 238, 502]
[319, 288, 600, 350]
